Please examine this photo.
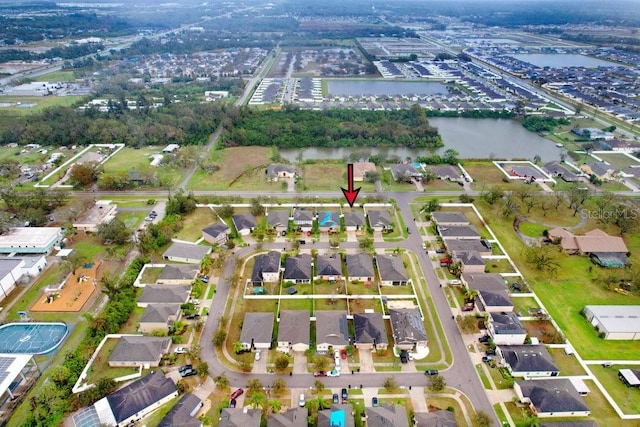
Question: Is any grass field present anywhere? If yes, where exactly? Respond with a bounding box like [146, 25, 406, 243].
[596, 152, 640, 170]
[582, 379, 640, 426]
[0, 95, 84, 117]
[547, 348, 586, 376]
[476, 364, 491, 389]
[465, 161, 531, 191]
[380, 169, 415, 192]
[300, 162, 376, 192]
[175, 207, 216, 242]
[102, 146, 162, 172]
[37, 70, 77, 82]
[590, 364, 640, 414]
[483, 258, 516, 274]
[511, 296, 540, 315]
[518, 221, 548, 238]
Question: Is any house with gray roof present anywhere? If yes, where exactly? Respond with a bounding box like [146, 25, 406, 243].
[251, 251, 281, 286]
[367, 209, 393, 231]
[202, 222, 230, 244]
[232, 213, 257, 236]
[389, 308, 427, 351]
[430, 165, 461, 182]
[438, 225, 481, 240]
[498, 345, 560, 377]
[158, 393, 202, 427]
[515, 379, 591, 417]
[139, 304, 181, 334]
[162, 241, 211, 264]
[317, 211, 340, 232]
[157, 264, 198, 285]
[315, 254, 343, 281]
[267, 209, 290, 233]
[346, 253, 374, 282]
[366, 404, 409, 427]
[445, 239, 491, 256]
[284, 254, 312, 284]
[488, 311, 527, 345]
[343, 211, 366, 231]
[390, 164, 423, 182]
[476, 289, 513, 313]
[431, 212, 469, 226]
[413, 410, 457, 426]
[318, 404, 354, 427]
[266, 164, 297, 181]
[581, 161, 616, 181]
[543, 162, 578, 182]
[137, 285, 191, 307]
[293, 208, 314, 231]
[92, 371, 178, 427]
[462, 273, 506, 290]
[240, 312, 274, 351]
[315, 310, 349, 352]
[539, 421, 598, 427]
[108, 336, 171, 367]
[375, 254, 408, 286]
[277, 310, 310, 353]
[268, 407, 307, 427]
[220, 408, 261, 427]
[354, 313, 388, 351]
[453, 250, 485, 274]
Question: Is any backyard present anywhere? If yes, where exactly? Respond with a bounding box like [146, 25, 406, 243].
[590, 364, 640, 414]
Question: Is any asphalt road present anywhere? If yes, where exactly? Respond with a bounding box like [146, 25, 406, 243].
[197, 192, 499, 425]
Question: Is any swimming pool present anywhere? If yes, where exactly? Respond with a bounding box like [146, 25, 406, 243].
[0, 322, 68, 354]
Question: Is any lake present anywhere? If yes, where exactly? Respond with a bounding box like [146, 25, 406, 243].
[327, 80, 449, 97]
[280, 118, 564, 162]
[511, 53, 618, 68]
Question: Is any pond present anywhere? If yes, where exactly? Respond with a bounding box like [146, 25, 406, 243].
[280, 117, 564, 162]
[511, 54, 618, 68]
[327, 80, 449, 97]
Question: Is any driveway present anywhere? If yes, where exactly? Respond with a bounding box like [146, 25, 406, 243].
[292, 351, 307, 374]
[252, 351, 268, 374]
[358, 349, 374, 373]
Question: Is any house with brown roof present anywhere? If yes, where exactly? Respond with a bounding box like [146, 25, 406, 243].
[549, 228, 629, 267]
[453, 250, 485, 274]
[353, 162, 377, 181]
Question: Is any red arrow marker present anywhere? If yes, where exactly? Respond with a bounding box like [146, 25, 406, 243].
[341, 163, 361, 207]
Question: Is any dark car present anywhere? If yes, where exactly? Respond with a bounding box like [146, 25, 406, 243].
[313, 371, 327, 377]
[481, 239, 492, 250]
[179, 364, 193, 373]
[298, 240, 306, 245]
[180, 367, 197, 377]
[185, 313, 200, 320]
[199, 275, 209, 283]
[482, 356, 494, 363]
[229, 399, 237, 408]
[341, 388, 348, 403]
[485, 349, 496, 356]
[400, 350, 408, 364]
[424, 369, 439, 375]
[435, 248, 446, 254]
[333, 393, 339, 404]
[287, 287, 298, 295]
[230, 388, 244, 400]
[372, 397, 379, 407]
[478, 335, 490, 343]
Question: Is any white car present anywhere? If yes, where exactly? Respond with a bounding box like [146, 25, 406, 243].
[298, 393, 306, 407]
[422, 242, 427, 250]
[327, 369, 340, 377]
[255, 350, 261, 361]
[408, 352, 414, 361]
[190, 299, 200, 305]
[335, 358, 341, 371]
[174, 346, 188, 354]
[334, 349, 340, 359]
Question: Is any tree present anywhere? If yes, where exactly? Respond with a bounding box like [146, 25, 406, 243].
[313, 355, 330, 371]
[247, 378, 263, 394]
[428, 374, 446, 391]
[250, 198, 265, 217]
[274, 353, 290, 372]
[567, 187, 592, 216]
[99, 274, 120, 299]
[196, 362, 209, 377]
[216, 204, 235, 219]
[442, 148, 459, 165]
[383, 377, 398, 392]
[311, 395, 330, 411]
[314, 380, 325, 393]
[364, 170, 380, 183]
[449, 261, 463, 279]
[247, 392, 266, 409]
[463, 288, 478, 304]
[69, 161, 102, 188]
[482, 186, 504, 205]
[525, 244, 560, 278]
[232, 341, 243, 354]
[475, 411, 492, 427]
[212, 329, 226, 347]
[272, 378, 287, 395]
[421, 199, 440, 213]
[97, 217, 130, 244]
[214, 373, 229, 389]
[268, 398, 282, 414]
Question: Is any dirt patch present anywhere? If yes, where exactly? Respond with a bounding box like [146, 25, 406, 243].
[31, 262, 99, 312]
[522, 320, 564, 344]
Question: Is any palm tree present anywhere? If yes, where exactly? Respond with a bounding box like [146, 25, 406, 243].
[200, 255, 213, 274]
[449, 261, 463, 278]
[463, 288, 478, 304]
[268, 399, 282, 414]
[247, 392, 266, 409]
[312, 395, 330, 411]
[232, 341, 244, 354]
[99, 275, 120, 299]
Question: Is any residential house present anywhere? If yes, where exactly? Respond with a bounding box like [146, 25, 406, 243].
[240, 312, 274, 350]
[452, 250, 485, 274]
[251, 251, 281, 286]
[266, 164, 297, 181]
[390, 164, 423, 182]
[571, 127, 614, 140]
[315, 310, 349, 352]
[346, 253, 375, 282]
[201, 222, 231, 245]
[283, 254, 312, 284]
[515, 379, 591, 417]
[0, 227, 63, 255]
[445, 239, 492, 256]
[367, 210, 393, 231]
[375, 254, 408, 286]
[543, 162, 578, 182]
[139, 304, 181, 334]
[438, 225, 481, 240]
[318, 404, 354, 427]
[158, 393, 203, 427]
[618, 369, 640, 388]
[277, 311, 310, 353]
[389, 308, 428, 351]
[73, 200, 117, 233]
[315, 254, 343, 281]
[232, 213, 257, 236]
[549, 228, 629, 267]
[162, 241, 211, 264]
[463, 273, 513, 312]
[128, 170, 150, 186]
[580, 162, 616, 181]
[156, 264, 199, 285]
[91, 371, 178, 427]
[366, 404, 409, 427]
[354, 313, 388, 351]
[266, 209, 290, 233]
[137, 285, 191, 307]
[219, 408, 262, 427]
[583, 305, 640, 340]
[488, 312, 527, 345]
[268, 407, 308, 427]
[353, 162, 377, 182]
[317, 211, 340, 233]
[498, 345, 560, 377]
[430, 212, 469, 226]
[343, 211, 366, 231]
[413, 410, 457, 426]
[293, 208, 314, 231]
[108, 336, 171, 368]
[163, 144, 180, 153]
[430, 165, 461, 182]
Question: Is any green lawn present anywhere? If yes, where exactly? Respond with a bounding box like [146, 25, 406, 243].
[511, 296, 540, 316]
[547, 348, 586, 376]
[84, 338, 140, 385]
[38, 70, 77, 82]
[117, 211, 146, 229]
[493, 403, 510, 427]
[475, 364, 491, 389]
[141, 396, 180, 427]
[582, 379, 639, 426]
[4, 264, 68, 321]
[486, 366, 514, 390]
[73, 236, 107, 260]
[103, 146, 162, 172]
[590, 364, 640, 414]
[380, 169, 414, 192]
[299, 162, 376, 192]
[175, 207, 216, 242]
[140, 267, 163, 284]
[0, 95, 85, 116]
[483, 258, 516, 274]
[596, 153, 640, 170]
[518, 221, 548, 238]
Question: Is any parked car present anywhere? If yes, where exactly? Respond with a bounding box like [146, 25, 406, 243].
[485, 349, 496, 356]
[482, 356, 494, 363]
[400, 350, 408, 364]
[255, 350, 261, 361]
[602, 362, 612, 368]
[287, 287, 297, 295]
[190, 299, 200, 305]
[439, 258, 453, 266]
[174, 346, 188, 354]
[199, 275, 209, 283]
[179, 364, 192, 373]
[185, 313, 200, 320]
[478, 335, 490, 343]
[327, 369, 340, 377]
[298, 393, 306, 407]
[435, 248, 446, 254]
[313, 371, 327, 377]
[481, 239, 492, 250]
[298, 240, 306, 245]
[407, 351, 414, 361]
[372, 397, 379, 407]
[421, 242, 427, 250]
[230, 388, 244, 400]
[180, 367, 196, 377]
[229, 399, 237, 408]
[449, 279, 461, 285]
[340, 349, 347, 360]
[334, 349, 340, 359]
[341, 388, 348, 403]
[333, 394, 339, 404]
[335, 358, 341, 371]
[424, 369, 439, 375]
